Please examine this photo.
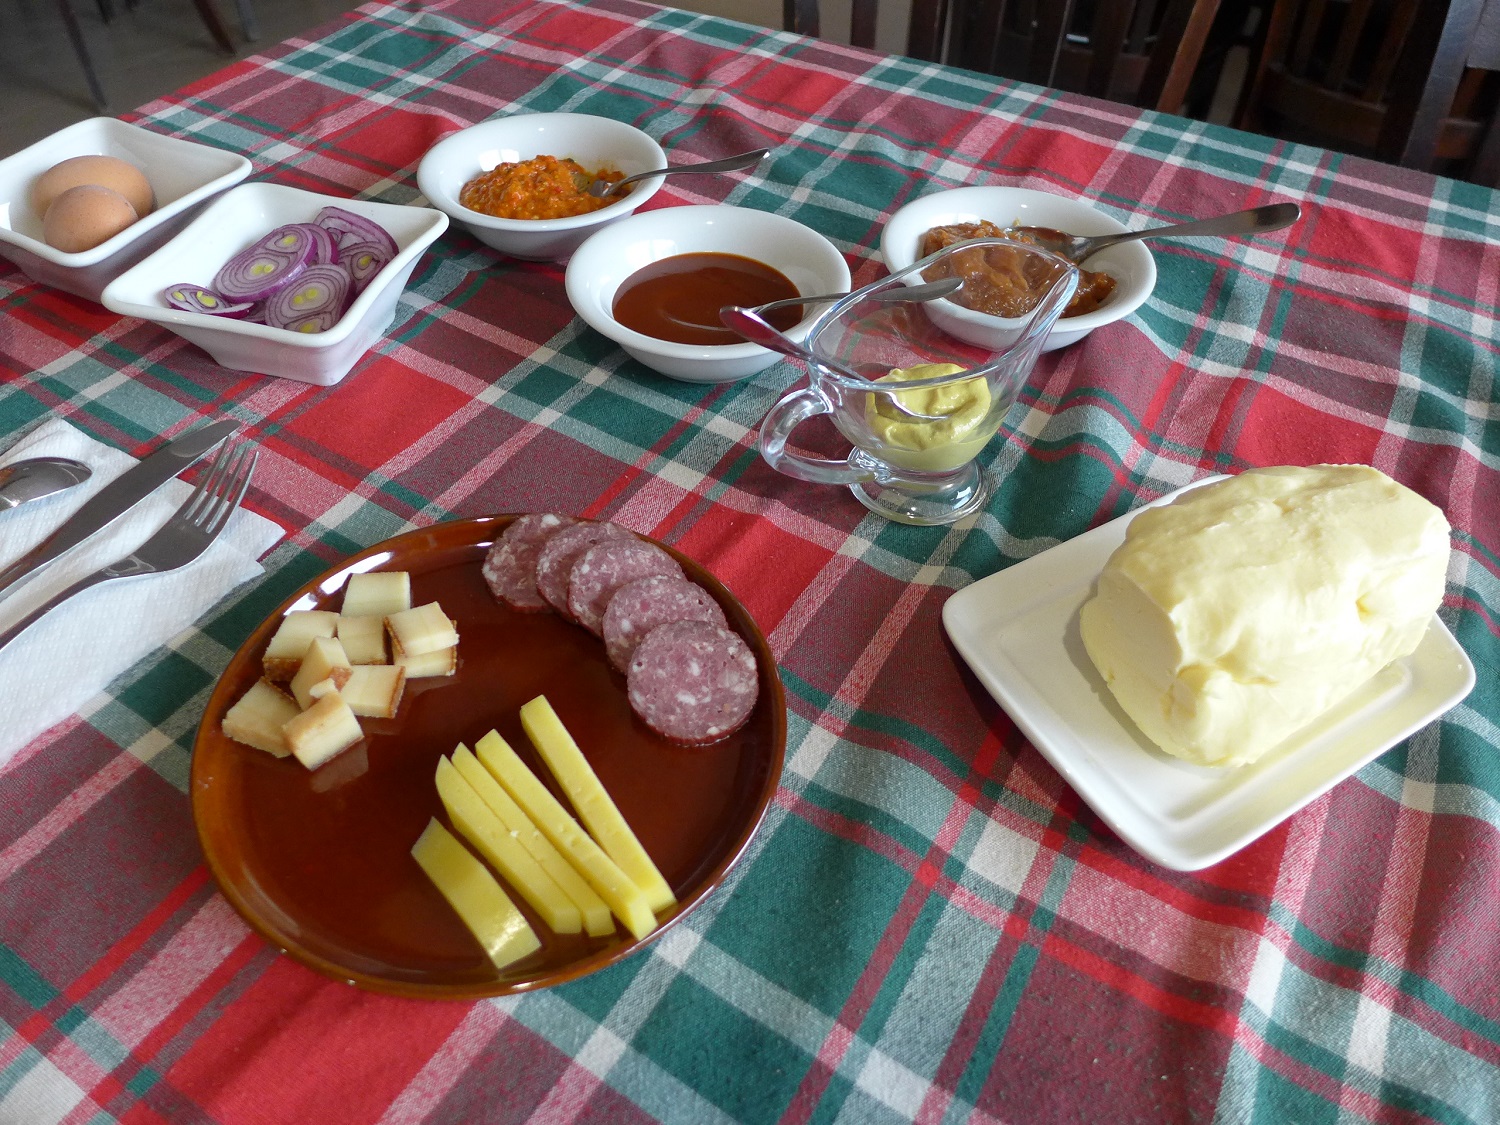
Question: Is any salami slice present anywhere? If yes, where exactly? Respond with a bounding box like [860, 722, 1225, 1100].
[567, 540, 684, 636]
[627, 620, 759, 745]
[534, 521, 637, 619]
[481, 513, 577, 611]
[603, 574, 727, 673]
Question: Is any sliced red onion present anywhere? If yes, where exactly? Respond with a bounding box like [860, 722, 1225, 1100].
[162, 283, 256, 318]
[339, 238, 393, 293]
[263, 263, 351, 331]
[266, 222, 340, 265]
[315, 206, 397, 258]
[212, 239, 311, 303]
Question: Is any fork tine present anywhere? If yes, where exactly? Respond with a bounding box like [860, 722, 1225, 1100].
[174, 440, 231, 527]
[200, 445, 256, 539]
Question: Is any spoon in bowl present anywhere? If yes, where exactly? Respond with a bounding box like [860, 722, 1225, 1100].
[746, 276, 963, 317]
[1021, 202, 1301, 264]
[719, 307, 952, 422]
[585, 148, 773, 199]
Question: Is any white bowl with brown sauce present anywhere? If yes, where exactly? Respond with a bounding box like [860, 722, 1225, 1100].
[880, 186, 1156, 352]
[565, 204, 851, 383]
[417, 113, 666, 262]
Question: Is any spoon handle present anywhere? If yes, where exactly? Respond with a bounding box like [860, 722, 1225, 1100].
[609, 148, 771, 194]
[1084, 202, 1301, 257]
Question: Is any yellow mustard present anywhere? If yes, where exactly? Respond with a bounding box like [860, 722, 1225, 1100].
[864, 363, 995, 472]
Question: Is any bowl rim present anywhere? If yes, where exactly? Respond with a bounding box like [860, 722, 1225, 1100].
[564, 203, 853, 361]
[881, 185, 1156, 332]
[0, 117, 254, 268]
[100, 181, 448, 350]
[417, 112, 667, 234]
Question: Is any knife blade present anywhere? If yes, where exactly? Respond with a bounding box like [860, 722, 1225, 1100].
[0, 418, 239, 602]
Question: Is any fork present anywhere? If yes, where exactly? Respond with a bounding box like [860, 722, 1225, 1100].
[0, 441, 257, 654]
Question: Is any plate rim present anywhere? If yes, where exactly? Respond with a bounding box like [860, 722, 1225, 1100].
[191, 514, 787, 997]
[942, 478, 1476, 870]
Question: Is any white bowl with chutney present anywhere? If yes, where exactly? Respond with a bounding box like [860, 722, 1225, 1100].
[881, 186, 1156, 352]
[417, 113, 666, 262]
[565, 204, 851, 383]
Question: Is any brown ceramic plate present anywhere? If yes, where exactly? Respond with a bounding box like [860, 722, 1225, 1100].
[191, 516, 786, 998]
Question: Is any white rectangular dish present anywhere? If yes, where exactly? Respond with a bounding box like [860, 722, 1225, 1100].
[942, 478, 1476, 871]
[0, 117, 251, 302]
[101, 182, 447, 386]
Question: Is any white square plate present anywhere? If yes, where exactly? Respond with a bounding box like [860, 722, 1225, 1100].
[101, 182, 447, 386]
[0, 117, 251, 301]
[942, 478, 1476, 870]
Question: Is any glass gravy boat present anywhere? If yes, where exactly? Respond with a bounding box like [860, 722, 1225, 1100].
[754, 238, 1080, 525]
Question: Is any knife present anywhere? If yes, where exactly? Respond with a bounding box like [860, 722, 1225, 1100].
[0, 418, 239, 602]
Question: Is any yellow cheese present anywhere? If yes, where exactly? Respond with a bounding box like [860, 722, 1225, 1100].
[387, 602, 459, 657]
[520, 695, 676, 913]
[341, 571, 411, 618]
[284, 691, 363, 770]
[436, 754, 582, 934]
[410, 818, 541, 971]
[337, 613, 387, 664]
[451, 744, 615, 937]
[262, 610, 338, 680]
[289, 635, 354, 710]
[221, 679, 298, 756]
[1079, 464, 1450, 767]
[474, 730, 658, 941]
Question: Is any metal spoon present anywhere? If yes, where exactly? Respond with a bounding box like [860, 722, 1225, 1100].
[0, 457, 92, 511]
[1021, 202, 1302, 264]
[585, 148, 772, 198]
[719, 306, 951, 421]
[747, 277, 963, 317]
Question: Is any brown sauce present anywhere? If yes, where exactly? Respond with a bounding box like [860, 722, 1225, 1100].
[919, 221, 1117, 318]
[612, 252, 802, 345]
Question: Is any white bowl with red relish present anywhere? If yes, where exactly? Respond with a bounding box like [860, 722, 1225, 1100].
[416, 113, 666, 262]
[100, 183, 447, 386]
[881, 186, 1156, 352]
[564, 204, 851, 383]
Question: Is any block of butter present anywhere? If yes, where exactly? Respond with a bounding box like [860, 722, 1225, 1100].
[1079, 465, 1450, 767]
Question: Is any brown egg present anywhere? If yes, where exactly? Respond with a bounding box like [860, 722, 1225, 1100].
[42, 185, 140, 253]
[31, 155, 155, 220]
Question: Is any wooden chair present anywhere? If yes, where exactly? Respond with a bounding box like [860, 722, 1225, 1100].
[784, 0, 1224, 113]
[1235, 0, 1500, 184]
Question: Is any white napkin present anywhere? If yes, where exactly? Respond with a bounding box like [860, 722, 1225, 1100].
[0, 419, 284, 767]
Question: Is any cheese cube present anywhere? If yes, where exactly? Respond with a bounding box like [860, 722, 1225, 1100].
[387, 602, 460, 657]
[290, 636, 354, 710]
[395, 644, 457, 679]
[263, 610, 338, 680]
[1079, 465, 1450, 767]
[221, 679, 299, 756]
[340, 664, 407, 719]
[341, 571, 411, 618]
[284, 691, 363, 769]
[337, 614, 388, 664]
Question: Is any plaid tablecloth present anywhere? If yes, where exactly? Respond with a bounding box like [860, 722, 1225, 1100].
[2, 0, 1497, 1120]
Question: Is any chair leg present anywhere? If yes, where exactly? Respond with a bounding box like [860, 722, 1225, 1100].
[229, 0, 258, 40]
[56, 0, 110, 111]
[191, 0, 236, 52]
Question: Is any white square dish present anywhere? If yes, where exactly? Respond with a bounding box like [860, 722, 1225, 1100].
[100, 182, 448, 386]
[0, 117, 252, 302]
[942, 478, 1476, 870]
